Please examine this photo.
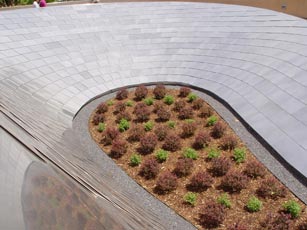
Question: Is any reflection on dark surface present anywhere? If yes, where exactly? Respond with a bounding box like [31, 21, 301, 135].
[1, 128, 124, 230]
[22, 162, 124, 230]
[1, 89, 172, 229]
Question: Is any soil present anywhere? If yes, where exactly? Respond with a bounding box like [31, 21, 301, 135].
[89, 86, 307, 229]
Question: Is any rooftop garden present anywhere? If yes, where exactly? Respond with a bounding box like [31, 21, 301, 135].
[89, 84, 307, 229]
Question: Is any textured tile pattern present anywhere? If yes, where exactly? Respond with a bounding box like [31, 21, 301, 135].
[1, 2, 307, 192]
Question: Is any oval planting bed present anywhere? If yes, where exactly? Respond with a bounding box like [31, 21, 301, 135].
[89, 84, 307, 229]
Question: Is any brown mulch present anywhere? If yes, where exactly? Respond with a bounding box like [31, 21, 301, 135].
[89, 86, 307, 229]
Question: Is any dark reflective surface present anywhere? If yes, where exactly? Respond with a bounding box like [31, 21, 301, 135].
[22, 162, 123, 230]
[0, 129, 125, 230]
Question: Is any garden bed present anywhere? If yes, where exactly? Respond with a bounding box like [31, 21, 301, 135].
[89, 85, 307, 229]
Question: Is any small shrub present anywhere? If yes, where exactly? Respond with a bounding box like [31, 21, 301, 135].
[116, 88, 128, 100]
[246, 196, 262, 212]
[233, 148, 246, 163]
[107, 100, 114, 106]
[221, 171, 249, 193]
[192, 98, 204, 110]
[211, 157, 231, 176]
[96, 102, 108, 114]
[167, 121, 176, 128]
[178, 106, 193, 120]
[144, 121, 154, 131]
[298, 222, 307, 230]
[199, 201, 226, 228]
[260, 212, 292, 230]
[173, 157, 194, 177]
[207, 148, 221, 160]
[156, 107, 171, 121]
[207, 115, 218, 126]
[153, 84, 166, 99]
[283, 200, 301, 218]
[116, 111, 132, 123]
[139, 133, 158, 154]
[173, 100, 187, 112]
[163, 95, 174, 105]
[102, 127, 120, 145]
[128, 125, 145, 142]
[187, 93, 197, 102]
[185, 118, 194, 124]
[257, 177, 287, 200]
[114, 101, 126, 113]
[228, 222, 248, 230]
[135, 85, 148, 100]
[133, 102, 146, 113]
[140, 157, 159, 179]
[199, 105, 213, 118]
[134, 103, 150, 122]
[183, 148, 198, 160]
[163, 134, 182, 152]
[183, 192, 197, 206]
[92, 114, 105, 125]
[193, 131, 211, 149]
[130, 154, 141, 166]
[179, 87, 191, 97]
[217, 193, 231, 208]
[110, 138, 127, 158]
[125, 100, 134, 107]
[156, 171, 178, 193]
[155, 149, 168, 163]
[211, 121, 226, 138]
[154, 125, 169, 141]
[143, 97, 154, 106]
[189, 171, 213, 191]
[244, 160, 266, 178]
[181, 121, 197, 137]
[97, 122, 105, 132]
[221, 135, 238, 150]
[118, 119, 130, 132]
[153, 101, 164, 113]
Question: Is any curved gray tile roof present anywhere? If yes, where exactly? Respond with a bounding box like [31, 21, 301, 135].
[0, 2, 307, 228]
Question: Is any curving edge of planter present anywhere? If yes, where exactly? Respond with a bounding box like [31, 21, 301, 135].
[73, 82, 307, 228]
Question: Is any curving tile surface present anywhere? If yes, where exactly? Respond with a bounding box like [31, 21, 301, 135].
[1, 2, 307, 229]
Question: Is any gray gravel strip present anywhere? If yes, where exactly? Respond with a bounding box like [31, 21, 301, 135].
[73, 86, 197, 230]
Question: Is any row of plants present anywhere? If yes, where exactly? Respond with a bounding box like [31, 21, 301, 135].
[90, 84, 306, 229]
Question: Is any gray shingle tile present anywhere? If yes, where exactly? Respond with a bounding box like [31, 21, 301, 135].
[1, 4, 307, 224]
[293, 107, 307, 126]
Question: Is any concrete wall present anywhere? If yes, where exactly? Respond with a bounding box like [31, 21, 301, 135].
[194, 0, 307, 18]
[84, 0, 307, 18]
[96, 0, 307, 18]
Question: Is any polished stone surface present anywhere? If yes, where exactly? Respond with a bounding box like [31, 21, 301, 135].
[1, 2, 307, 229]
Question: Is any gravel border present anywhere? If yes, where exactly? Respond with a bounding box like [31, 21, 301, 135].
[74, 82, 307, 229]
[73, 84, 196, 230]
